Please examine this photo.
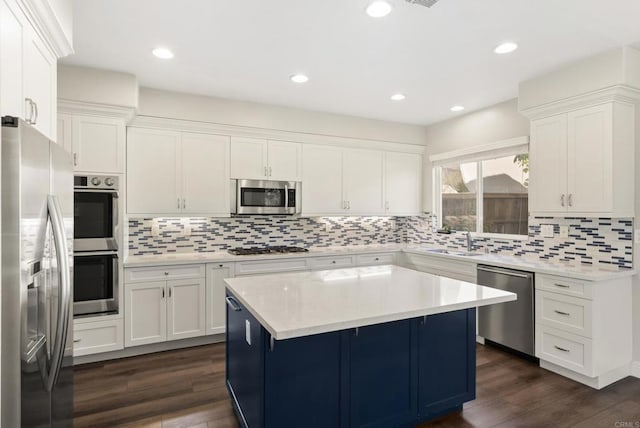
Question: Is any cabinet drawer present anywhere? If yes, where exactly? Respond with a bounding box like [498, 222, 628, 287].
[125, 264, 205, 283]
[536, 291, 592, 338]
[536, 274, 592, 299]
[536, 325, 593, 376]
[235, 258, 308, 276]
[356, 253, 396, 266]
[73, 319, 124, 357]
[308, 255, 356, 270]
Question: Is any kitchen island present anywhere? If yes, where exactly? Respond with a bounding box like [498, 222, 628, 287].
[224, 265, 516, 428]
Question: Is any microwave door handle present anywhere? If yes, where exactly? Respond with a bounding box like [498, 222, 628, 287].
[284, 184, 289, 209]
[45, 195, 72, 392]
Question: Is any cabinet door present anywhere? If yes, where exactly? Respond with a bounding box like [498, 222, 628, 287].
[567, 104, 613, 213]
[125, 281, 167, 347]
[72, 116, 125, 173]
[127, 128, 181, 215]
[385, 152, 422, 215]
[230, 137, 268, 179]
[56, 113, 72, 153]
[167, 278, 206, 341]
[181, 132, 230, 215]
[301, 145, 344, 215]
[267, 140, 301, 181]
[418, 309, 475, 417]
[0, 0, 25, 118]
[23, 23, 56, 139]
[348, 320, 417, 428]
[343, 149, 385, 215]
[226, 292, 264, 428]
[206, 263, 235, 335]
[529, 114, 568, 213]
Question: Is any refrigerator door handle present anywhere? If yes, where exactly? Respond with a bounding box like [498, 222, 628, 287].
[44, 195, 72, 392]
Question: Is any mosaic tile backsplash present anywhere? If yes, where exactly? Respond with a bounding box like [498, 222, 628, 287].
[128, 215, 633, 268]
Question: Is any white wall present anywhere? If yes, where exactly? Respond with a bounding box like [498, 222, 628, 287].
[58, 64, 138, 108]
[422, 98, 530, 211]
[137, 87, 428, 146]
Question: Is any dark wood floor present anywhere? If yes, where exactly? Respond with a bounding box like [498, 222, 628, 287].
[73, 343, 640, 428]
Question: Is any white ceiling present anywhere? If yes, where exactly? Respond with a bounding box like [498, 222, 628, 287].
[63, 0, 640, 126]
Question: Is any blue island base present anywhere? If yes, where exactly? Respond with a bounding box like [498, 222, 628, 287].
[226, 291, 476, 428]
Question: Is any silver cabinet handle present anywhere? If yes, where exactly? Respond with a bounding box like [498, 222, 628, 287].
[560, 194, 565, 207]
[264, 166, 268, 177]
[162, 288, 165, 299]
[25, 98, 34, 124]
[374, 257, 379, 261]
[269, 166, 272, 176]
[73, 339, 81, 343]
[568, 194, 572, 207]
[177, 198, 180, 209]
[554, 310, 570, 316]
[554, 345, 570, 353]
[33, 101, 38, 125]
[347, 201, 351, 210]
[73, 153, 78, 166]
[331, 260, 336, 264]
[169, 287, 172, 298]
[183, 198, 186, 209]
[226, 296, 242, 311]
[553, 283, 570, 288]
[385, 201, 390, 210]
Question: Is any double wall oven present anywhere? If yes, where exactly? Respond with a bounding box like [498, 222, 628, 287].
[73, 175, 119, 317]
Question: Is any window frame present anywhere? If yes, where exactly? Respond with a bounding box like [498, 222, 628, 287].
[430, 137, 529, 239]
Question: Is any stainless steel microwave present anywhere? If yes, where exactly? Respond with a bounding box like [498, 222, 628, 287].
[231, 179, 301, 215]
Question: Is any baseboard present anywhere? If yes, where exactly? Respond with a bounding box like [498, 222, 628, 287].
[539, 360, 630, 389]
[476, 335, 485, 344]
[632, 361, 640, 378]
[73, 334, 225, 365]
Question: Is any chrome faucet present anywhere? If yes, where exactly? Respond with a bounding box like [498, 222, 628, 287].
[466, 231, 472, 252]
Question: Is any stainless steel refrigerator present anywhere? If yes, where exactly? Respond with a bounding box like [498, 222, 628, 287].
[1, 116, 74, 427]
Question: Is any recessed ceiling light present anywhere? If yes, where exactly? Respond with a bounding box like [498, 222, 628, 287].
[366, 1, 392, 18]
[152, 47, 174, 59]
[290, 74, 309, 83]
[390, 93, 406, 101]
[450, 105, 465, 112]
[494, 42, 518, 54]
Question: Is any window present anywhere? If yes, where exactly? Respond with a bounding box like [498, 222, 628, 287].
[432, 138, 529, 236]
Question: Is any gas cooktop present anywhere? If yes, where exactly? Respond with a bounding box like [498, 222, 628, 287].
[227, 246, 309, 256]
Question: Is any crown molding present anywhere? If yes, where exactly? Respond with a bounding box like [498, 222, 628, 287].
[129, 115, 426, 154]
[20, 0, 73, 57]
[58, 99, 137, 121]
[519, 85, 640, 120]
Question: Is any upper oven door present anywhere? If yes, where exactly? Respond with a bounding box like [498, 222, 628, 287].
[74, 189, 119, 252]
[236, 180, 299, 214]
[73, 251, 119, 317]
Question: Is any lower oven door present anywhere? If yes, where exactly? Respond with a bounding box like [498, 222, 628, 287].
[73, 251, 119, 317]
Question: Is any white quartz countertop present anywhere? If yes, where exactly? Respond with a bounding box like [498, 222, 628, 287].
[224, 265, 516, 340]
[124, 244, 635, 281]
[402, 246, 636, 281]
[123, 244, 405, 267]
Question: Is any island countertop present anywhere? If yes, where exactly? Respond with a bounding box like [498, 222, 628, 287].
[224, 265, 516, 340]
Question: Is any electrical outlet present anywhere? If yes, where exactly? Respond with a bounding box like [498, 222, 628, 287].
[559, 225, 569, 239]
[541, 224, 554, 238]
[182, 218, 191, 237]
[151, 221, 160, 237]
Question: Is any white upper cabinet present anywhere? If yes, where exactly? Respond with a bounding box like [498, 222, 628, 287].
[529, 102, 634, 217]
[1, 0, 57, 139]
[181, 132, 230, 215]
[343, 148, 384, 215]
[57, 112, 72, 153]
[127, 128, 181, 215]
[0, 0, 25, 118]
[127, 128, 230, 216]
[71, 115, 126, 173]
[384, 152, 422, 215]
[230, 137, 301, 181]
[302, 144, 344, 215]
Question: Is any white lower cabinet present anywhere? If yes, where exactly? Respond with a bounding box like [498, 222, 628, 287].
[125, 265, 206, 347]
[308, 255, 355, 270]
[206, 263, 235, 335]
[398, 252, 477, 283]
[535, 273, 632, 388]
[73, 318, 124, 357]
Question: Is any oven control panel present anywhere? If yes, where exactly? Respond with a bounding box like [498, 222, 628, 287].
[74, 175, 119, 190]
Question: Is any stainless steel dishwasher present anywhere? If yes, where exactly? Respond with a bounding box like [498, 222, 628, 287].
[477, 265, 535, 356]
